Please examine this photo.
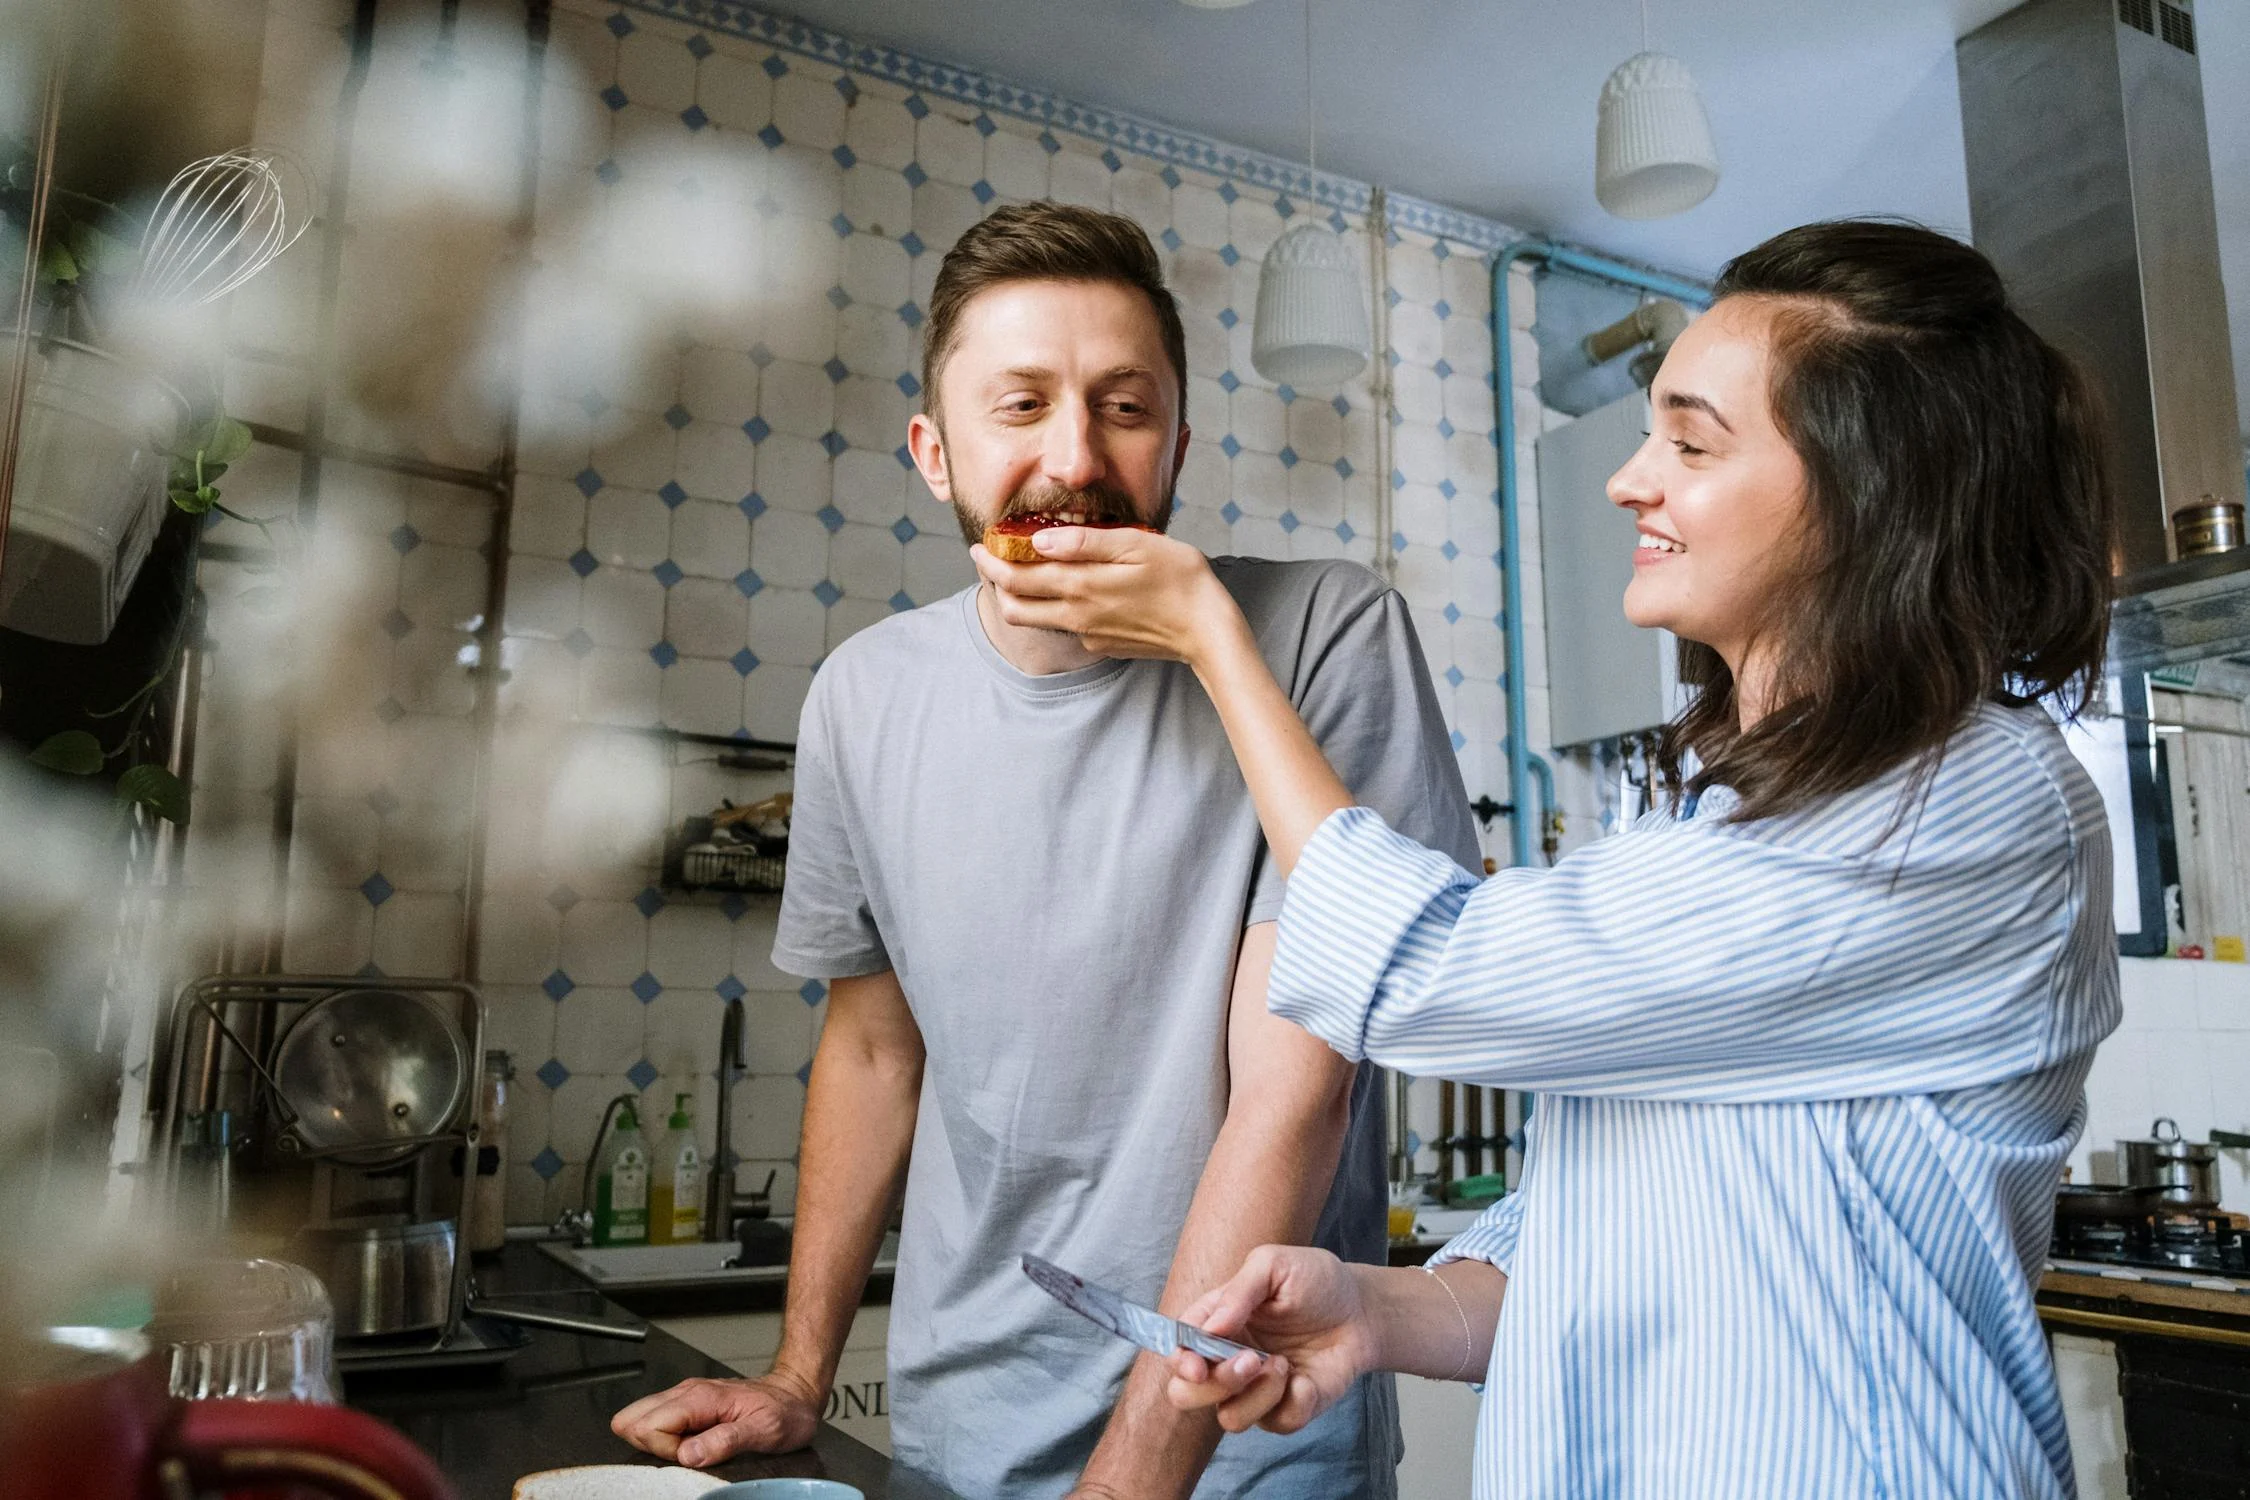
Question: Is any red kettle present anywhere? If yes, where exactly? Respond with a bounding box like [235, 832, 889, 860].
[0, 1326, 454, 1500]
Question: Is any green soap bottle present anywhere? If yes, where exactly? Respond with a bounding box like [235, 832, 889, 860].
[592, 1100, 649, 1247]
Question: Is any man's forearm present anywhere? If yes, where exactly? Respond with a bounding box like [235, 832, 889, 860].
[772, 1017, 921, 1394]
[1076, 1092, 1352, 1496]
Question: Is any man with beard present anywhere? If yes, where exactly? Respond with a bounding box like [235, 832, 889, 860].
[613, 203, 1478, 1498]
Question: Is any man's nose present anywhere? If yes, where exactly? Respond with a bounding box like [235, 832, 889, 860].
[1041, 402, 1105, 491]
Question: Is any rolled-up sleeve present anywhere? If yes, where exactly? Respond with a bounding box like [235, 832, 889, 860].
[1428, 1191, 1528, 1278]
[1267, 760, 2099, 1104]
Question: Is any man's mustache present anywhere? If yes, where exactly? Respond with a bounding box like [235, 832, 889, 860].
[1000, 482, 1146, 527]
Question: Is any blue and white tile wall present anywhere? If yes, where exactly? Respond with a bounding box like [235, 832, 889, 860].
[182, 0, 1547, 1223]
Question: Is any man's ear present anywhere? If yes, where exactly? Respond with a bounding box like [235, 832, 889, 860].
[906, 412, 953, 502]
[1173, 421, 1192, 488]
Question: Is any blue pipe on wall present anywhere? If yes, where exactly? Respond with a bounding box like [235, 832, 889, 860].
[1488, 242, 1710, 867]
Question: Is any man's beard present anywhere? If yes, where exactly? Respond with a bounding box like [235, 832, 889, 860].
[950, 476, 1172, 547]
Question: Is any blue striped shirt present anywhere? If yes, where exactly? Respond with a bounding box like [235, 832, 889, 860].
[1268, 702, 2120, 1498]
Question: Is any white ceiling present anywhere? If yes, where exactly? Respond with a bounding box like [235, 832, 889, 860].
[767, 0, 2250, 443]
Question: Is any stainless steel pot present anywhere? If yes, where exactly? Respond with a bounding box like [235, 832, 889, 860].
[2117, 1117, 2221, 1210]
[290, 1222, 455, 1337]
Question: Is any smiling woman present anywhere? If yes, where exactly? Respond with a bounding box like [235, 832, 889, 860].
[980, 217, 2126, 1500]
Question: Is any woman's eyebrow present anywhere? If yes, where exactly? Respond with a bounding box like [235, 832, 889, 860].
[1660, 391, 1734, 434]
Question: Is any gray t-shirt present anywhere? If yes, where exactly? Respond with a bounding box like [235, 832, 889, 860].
[776, 558, 1479, 1498]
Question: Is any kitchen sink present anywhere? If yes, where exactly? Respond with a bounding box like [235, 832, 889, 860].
[539, 1231, 899, 1295]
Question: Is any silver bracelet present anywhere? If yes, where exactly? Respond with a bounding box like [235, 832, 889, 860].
[1421, 1264, 1475, 1382]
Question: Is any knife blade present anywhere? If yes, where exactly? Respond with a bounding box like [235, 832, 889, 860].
[1020, 1253, 1265, 1364]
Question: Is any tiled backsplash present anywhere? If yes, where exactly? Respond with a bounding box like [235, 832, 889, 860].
[178, 0, 1542, 1226]
[2076, 958, 2250, 1209]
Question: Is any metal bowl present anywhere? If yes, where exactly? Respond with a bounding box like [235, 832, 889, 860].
[271, 989, 469, 1164]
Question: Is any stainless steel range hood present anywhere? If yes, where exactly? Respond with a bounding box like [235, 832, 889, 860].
[1958, 0, 2250, 669]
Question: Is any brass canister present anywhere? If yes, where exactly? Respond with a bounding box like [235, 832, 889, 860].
[2173, 500, 2245, 558]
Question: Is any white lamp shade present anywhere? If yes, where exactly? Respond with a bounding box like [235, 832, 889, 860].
[1595, 51, 1720, 220]
[1251, 223, 1369, 388]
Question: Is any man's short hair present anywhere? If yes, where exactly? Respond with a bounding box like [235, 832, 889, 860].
[921, 202, 1189, 427]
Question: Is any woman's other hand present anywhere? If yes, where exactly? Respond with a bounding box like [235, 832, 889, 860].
[1164, 1245, 1377, 1435]
[970, 526, 1246, 668]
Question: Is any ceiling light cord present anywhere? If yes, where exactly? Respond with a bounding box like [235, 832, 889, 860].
[1304, 0, 1316, 174]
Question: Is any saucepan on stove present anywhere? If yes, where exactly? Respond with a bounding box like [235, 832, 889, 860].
[2117, 1117, 2221, 1210]
[2054, 1182, 2166, 1220]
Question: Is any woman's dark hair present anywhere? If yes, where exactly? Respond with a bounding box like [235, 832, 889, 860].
[1657, 218, 2117, 822]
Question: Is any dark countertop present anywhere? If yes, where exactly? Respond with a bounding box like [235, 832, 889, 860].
[343, 1244, 957, 1500]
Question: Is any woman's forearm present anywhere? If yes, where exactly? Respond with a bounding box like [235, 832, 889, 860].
[1353, 1260, 1505, 1383]
[1189, 605, 1356, 878]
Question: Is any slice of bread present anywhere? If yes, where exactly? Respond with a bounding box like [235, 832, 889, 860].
[981, 525, 1045, 563]
[511, 1464, 729, 1500]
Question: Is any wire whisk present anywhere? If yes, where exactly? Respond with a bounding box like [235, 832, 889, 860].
[129, 150, 312, 308]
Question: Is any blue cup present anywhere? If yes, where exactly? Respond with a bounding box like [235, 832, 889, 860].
[703, 1483, 863, 1500]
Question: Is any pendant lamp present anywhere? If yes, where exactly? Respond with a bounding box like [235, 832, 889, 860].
[1594, 3, 1719, 220]
[1250, 0, 1368, 387]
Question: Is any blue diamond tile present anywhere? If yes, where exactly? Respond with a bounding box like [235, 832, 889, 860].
[1276, 384, 1297, 405]
[819, 430, 848, 459]
[541, 968, 574, 1001]
[826, 284, 851, 311]
[375, 696, 405, 723]
[606, 12, 635, 36]
[1444, 601, 1462, 623]
[1101, 148, 1122, 172]
[896, 371, 921, 398]
[626, 1056, 659, 1089]
[536, 1057, 571, 1092]
[1389, 407, 1406, 428]
[1160, 165, 1181, 188]
[813, 579, 843, 607]
[1279, 511, 1300, 533]
[1392, 532, 1412, 556]
[384, 523, 421, 557]
[686, 32, 713, 59]
[574, 466, 604, 498]
[547, 883, 579, 912]
[817, 503, 846, 533]
[1217, 307, 1238, 329]
[1218, 181, 1239, 204]
[893, 444, 915, 469]
[1274, 194, 1294, 218]
[1161, 227, 1182, 252]
[1219, 244, 1240, 267]
[1336, 520, 1356, 542]
[903, 161, 928, 189]
[1218, 370, 1240, 393]
[1391, 469, 1408, 492]
[1038, 129, 1061, 154]
[562, 627, 595, 659]
[662, 403, 693, 431]
[761, 54, 789, 78]
[1445, 664, 1466, 687]
[1432, 240, 1451, 261]
[835, 75, 858, 103]
[630, 971, 663, 1003]
[731, 646, 759, 676]
[1440, 479, 1458, 500]
[600, 84, 628, 111]
[823, 356, 849, 384]
[1278, 446, 1299, 469]
[1451, 729, 1468, 752]
[680, 103, 709, 131]
[634, 885, 666, 918]
[832, 145, 856, 170]
[830, 211, 853, 238]
[891, 516, 918, 544]
[1220, 434, 1241, 459]
[905, 94, 929, 119]
[1220, 500, 1243, 524]
[1434, 299, 1451, 321]
[531, 1145, 565, 1180]
[716, 974, 748, 1001]
[799, 979, 827, 1006]
[971, 179, 995, 204]
[568, 548, 599, 578]
[1387, 348, 1403, 368]
[888, 589, 915, 612]
[1434, 358, 1454, 380]
[595, 158, 622, 185]
[659, 481, 690, 510]
[748, 343, 774, 368]
[898, 300, 924, 327]
[795, 1060, 813, 1086]
[649, 640, 678, 668]
[1442, 540, 1460, 561]
[742, 416, 771, 443]
[899, 230, 925, 257]
[354, 960, 386, 980]
[972, 112, 996, 136]
[739, 491, 766, 521]
[757, 123, 783, 149]
[1384, 286, 1403, 309]
[381, 607, 412, 640]
[719, 892, 748, 921]
[735, 565, 765, 597]
[653, 559, 684, 588]
[1437, 417, 1456, 439]
[1332, 394, 1351, 418]
[360, 872, 393, 906]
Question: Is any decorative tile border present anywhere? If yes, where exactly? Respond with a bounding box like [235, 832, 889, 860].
[618, 0, 1523, 253]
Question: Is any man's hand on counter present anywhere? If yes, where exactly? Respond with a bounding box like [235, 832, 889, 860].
[609, 1368, 825, 1468]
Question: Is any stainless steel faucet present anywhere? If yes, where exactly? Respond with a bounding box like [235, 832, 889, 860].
[705, 996, 747, 1241]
